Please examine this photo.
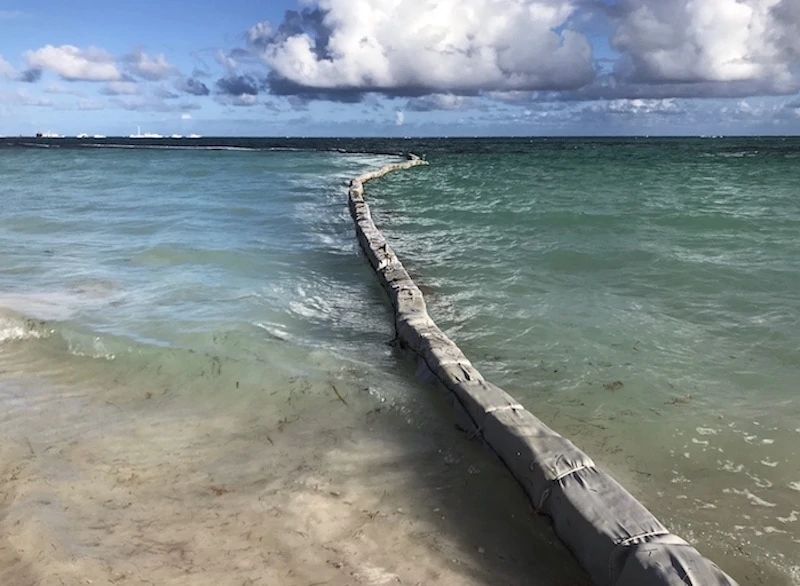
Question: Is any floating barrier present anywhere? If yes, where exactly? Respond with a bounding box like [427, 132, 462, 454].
[347, 154, 739, 586]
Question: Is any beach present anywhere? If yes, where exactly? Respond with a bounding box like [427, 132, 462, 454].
[1, 137, 798, 584]
[0, 336, 589, 586]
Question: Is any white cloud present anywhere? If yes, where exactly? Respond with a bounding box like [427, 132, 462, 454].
[395, 110, 404, 125]
[181, 112, 192, 120]
[406, 93, 474, 111]
[0, 54, 14, 77]
[247, 21, 273, 47]
[586, 98, 682, 115]
[215, 49, 238, 71]
[231, 93, 258, 106]
[127, 50, 176, 81]
[260, 0, 594, 94]
[612, 0, 798, 91]
[25, 45, 121, 82]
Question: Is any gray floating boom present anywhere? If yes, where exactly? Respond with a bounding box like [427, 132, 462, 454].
[347, 154, 739, 586]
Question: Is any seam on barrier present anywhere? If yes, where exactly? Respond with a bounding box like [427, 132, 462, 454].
[608, 530, 672, 584]
[534, 464, 595, 512]
[552, 463, 594, 482]
[616, 530, 670, 547]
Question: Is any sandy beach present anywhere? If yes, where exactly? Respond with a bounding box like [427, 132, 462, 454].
[0, 344, 589, 586]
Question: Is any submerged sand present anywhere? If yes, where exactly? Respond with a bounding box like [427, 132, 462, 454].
[0, 347, 590, 586]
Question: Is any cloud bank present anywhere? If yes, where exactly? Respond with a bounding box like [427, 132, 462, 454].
[243, 0, 799, 105]
[254, 0, 595, 97]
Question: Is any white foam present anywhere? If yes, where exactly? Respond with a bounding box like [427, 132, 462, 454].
[723, 488, 777, 508]
[696, 427, 718, 435]
[719, 460, 744, 474]
[777, 511, 799, 524]
[0, 320, 46, 342]
[789, 482, 800, 492]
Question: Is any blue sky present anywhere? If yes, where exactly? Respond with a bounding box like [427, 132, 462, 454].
[1, 0, 799, 136]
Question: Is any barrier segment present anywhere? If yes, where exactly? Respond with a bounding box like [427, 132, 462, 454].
[347, 154, 739, 586]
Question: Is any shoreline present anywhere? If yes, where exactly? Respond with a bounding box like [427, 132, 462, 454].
[0, 346, 590, 586]
[348, 154, 740, 586]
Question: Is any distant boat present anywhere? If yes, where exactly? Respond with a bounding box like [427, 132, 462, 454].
[129, 126, 163, 139]
[188, 133, 202, 139]
[77, 133, 89, 139]
[93, 134, 106, 139]
[171, 134, 183, 139]
[36, 131, 64, 138]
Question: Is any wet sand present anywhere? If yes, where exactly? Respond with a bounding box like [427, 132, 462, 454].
[0, 347, 589, 586]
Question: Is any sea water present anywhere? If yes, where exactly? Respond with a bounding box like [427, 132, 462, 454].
[0, 137, 798, 585]
[367, 137, 800, 584]
[0, 142, 590, 586]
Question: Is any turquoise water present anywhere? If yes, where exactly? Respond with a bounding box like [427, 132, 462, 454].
[1, 139, 799, 584]
[368, 138, 800, 583]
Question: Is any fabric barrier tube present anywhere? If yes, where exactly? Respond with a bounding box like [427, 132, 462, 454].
[347, 154, 739, 586]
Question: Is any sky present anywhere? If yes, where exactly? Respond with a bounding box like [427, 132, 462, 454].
[1, 0, 799, 136]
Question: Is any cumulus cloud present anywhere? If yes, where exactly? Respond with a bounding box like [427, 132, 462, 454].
[610, 0, 799, 92]
[247, 21, 273, 49]
[125, 49, 176, 81]
[254, 0, 595, 97]
[25, 45, 121, 82]
[236, 0, 800, 104]
[216, 74, 261, 96]
[395, 110, 404, 125]
[177, 77, 210, 96]
[772, 0, 800, 60]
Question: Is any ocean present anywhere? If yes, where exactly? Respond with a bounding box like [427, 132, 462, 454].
[0, 137, 798, 585]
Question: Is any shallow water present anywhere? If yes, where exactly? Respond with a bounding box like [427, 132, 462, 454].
[1, 138, 798, 584]
[0, 144, 590, 586]
[367, 138, 800, 584]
